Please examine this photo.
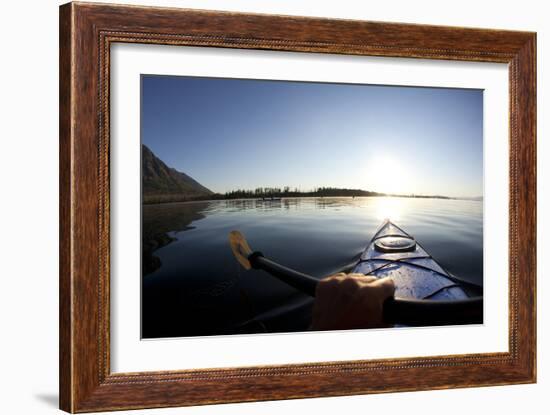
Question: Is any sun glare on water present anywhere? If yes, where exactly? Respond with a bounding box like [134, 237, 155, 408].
[373, 197, 405, 221]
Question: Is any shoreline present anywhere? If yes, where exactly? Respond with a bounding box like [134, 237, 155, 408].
[142, 194, 483, 206]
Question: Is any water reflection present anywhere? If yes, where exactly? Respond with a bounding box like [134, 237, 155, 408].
[373, 197, 404, 221]
[142, 196, 483, 338]
[214, 196, 413, 214]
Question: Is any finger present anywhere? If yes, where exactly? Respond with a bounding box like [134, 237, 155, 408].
[331, 272, 346, 278]
[320, 273, 346, 284]
[338, 277, 362, 303]
[316, 275, 342, 297]
[372, 277, 396, 299]
[354, 274, 377, 283]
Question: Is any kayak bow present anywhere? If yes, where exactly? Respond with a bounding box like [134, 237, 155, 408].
[354, 219, 472, 301]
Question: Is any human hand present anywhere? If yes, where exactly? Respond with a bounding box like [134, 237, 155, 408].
[311, 273, 395, 330]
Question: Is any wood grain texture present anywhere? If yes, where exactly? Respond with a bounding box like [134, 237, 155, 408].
[59, 3, 73, 412]
[59, 2, 537, 412]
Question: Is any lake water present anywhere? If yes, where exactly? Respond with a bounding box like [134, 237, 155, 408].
[142, 197, 483, 338]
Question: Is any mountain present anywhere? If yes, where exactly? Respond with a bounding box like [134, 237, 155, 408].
[142, 144, 213, 203]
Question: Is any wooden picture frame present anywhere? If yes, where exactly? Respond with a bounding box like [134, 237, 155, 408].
[59, 2, 536, 412]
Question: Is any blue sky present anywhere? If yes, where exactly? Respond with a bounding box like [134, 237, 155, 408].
[141, 75, 483, 197]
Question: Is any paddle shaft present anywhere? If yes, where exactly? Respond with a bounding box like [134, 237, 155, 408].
[248, 252, 482, 326]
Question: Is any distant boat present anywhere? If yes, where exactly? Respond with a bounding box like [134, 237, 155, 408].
[258, 197, 282, 201]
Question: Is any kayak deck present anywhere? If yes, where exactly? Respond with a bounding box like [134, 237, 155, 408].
[353, 220, 468, 300]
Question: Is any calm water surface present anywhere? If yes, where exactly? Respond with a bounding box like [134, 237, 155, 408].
[142, 197, 483, 338]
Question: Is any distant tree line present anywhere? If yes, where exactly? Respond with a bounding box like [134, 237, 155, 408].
[217, 186, 386, 200]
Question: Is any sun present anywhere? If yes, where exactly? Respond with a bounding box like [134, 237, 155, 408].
[365, 155, 410, 195]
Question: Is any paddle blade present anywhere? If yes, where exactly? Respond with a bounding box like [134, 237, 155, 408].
[229, 230, 253, 270]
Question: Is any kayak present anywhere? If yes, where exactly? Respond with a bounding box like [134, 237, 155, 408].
[233, 219, 475, 333]
[353, 219, 469, 301]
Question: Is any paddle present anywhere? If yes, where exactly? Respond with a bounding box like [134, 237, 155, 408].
[229, 230, 483, 326]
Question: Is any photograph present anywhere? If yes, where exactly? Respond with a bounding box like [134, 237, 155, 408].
[140, 75, 484, 339]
